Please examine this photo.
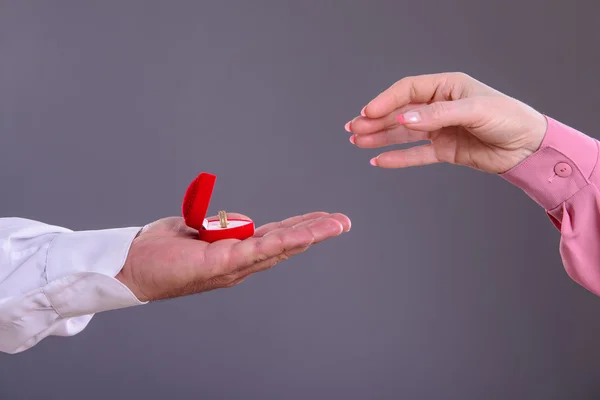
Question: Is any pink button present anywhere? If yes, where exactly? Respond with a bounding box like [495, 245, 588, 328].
[554, 162, 572, 177]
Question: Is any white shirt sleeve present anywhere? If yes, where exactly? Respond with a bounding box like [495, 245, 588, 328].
[0, 217, 146, 354]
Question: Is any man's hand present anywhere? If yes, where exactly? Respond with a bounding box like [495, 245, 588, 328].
[346, 72, 547, 174]
[116, 212, 351, 302]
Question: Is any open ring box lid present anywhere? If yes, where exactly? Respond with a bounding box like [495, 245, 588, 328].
[182, 172, 254, 242]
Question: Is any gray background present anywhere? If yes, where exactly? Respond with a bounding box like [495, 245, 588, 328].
[1, 1, 600, 399]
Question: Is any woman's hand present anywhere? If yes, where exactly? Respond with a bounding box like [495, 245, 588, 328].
[346, 72, 548, 174]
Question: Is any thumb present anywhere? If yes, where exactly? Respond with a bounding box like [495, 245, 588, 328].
[397, 98, 485, 131]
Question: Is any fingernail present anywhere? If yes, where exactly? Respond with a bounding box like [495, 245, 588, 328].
[349, 135, 356, 144]
[370, 157, 378, 166]
[344, 121, 352, 132]
[360, 106, 367, 117]
[398, 111, 421, 124]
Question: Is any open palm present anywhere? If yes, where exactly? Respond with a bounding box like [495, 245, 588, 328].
[116, 212, 351, 302]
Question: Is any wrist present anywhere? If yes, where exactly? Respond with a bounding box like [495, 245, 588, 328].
[522, 110, 548, 155]
[115, 234, 151, 302]
[499, 109, 548, 174]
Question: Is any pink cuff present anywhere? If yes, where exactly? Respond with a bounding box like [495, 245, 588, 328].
[501, 116, 599, 211]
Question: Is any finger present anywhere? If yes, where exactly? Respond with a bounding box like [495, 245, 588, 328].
[396, 98, 485, 132]
[227, 217, 344, 272]
[347, 109, 402, 134]
[361, 72, 472, 119]
[352, 126, 431, 149]
[297, 213, 350, 233]
[230, 217, 346, 278]
[371, 144, 440, 169]
[226, 226, 315, 271]
[264, 213, 351, 237]
[347, 104, 424, 135]
[324, 213, 351, 232]
[253, 212, 329, 237]
[230, 244, 311, 283]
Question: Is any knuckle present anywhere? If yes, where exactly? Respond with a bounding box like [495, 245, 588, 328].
[224, 277, 245, 288]
[427, 102, 449, 120]
[277, 252, 291, 262]
[261, 257, 284, 272]
[210, 248, 231, 273]
[443, 72, 473, 100]
[272, 232, 287, 251]
[211, 272, 239, 288]
[450, 71, 471, 82]
[211, 261, 230, 278]
[255, 235, 283, 262]
[469, 96, 497, 121]
[468, 98, 485, 115]
[394, 75, 416, 91]
[395, 75, 414, 88]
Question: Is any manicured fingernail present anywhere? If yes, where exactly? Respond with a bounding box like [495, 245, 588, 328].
[398, 111, 421, 124]
[349, 135, 356, 144]
[344, 121, 352, 132]
[360, 106, 367, 117]
[370, 157, 378, 166]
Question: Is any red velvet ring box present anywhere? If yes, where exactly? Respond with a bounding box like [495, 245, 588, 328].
[182, 172, 255, 242]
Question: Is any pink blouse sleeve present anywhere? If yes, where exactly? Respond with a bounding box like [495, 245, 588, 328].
[501, 116, 600, 295]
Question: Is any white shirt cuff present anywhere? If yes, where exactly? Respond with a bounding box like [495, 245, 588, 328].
[44, 226, 147, 317]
